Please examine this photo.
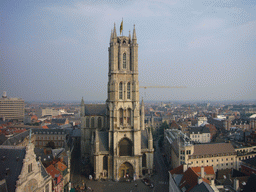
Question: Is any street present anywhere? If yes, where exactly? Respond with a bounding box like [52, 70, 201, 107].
[70, 140, 169, 192]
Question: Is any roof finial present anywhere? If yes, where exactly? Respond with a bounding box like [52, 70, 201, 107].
[132, 24, 137, 43]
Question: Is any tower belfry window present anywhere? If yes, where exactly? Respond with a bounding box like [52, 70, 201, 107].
[123, 53, 126, 69]
[119, 82, 123, 99]
[127, 82, 131, 99]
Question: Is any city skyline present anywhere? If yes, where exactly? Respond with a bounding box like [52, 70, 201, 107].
[1, 0, 256, 102]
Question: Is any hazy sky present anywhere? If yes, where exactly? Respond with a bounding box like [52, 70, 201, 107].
[1, 0, 256, 102]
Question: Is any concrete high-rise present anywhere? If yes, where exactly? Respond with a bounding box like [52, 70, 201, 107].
[0, 92, 25, 121]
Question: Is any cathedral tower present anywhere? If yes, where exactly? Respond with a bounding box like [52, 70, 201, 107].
[80, 23, 154, 181]
[106, 24, 145, 180]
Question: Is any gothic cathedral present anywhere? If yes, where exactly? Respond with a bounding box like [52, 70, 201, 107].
[80, 24, 154, 181]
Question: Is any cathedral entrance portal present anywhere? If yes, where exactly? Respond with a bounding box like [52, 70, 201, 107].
[118, 162, 134, 180]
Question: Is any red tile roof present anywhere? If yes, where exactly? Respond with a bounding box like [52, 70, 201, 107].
[191, 166, 215, 175]
[56, 161, 67, 171]
[179, 168, 210, 192]
[46, 164, 60, 178]
[170, 164, 184, 175]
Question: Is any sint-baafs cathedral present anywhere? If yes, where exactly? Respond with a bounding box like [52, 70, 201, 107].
[80, 23, 154, 181]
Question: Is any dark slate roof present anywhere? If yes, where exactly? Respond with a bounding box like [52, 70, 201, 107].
[0, 134, 7, 145]
[47, 124, 60, 129]
[189, 126, 210, 134]
[99, 131, 109, 152]
[243, 173, 256, 192]
[2, 130, 29, 146]
[33, 128, 66, 135]
[34, 148, 53, 162]
[190, 181, 214, 192]
[84, 104, 107, 116]
[141, 130, 148, 149]
[0, 146, 26, 192]
[71, 129, 81, 137]
[39, 161, 49, 178]
[242, 156, 256, 167]
[52, 119, 67, 124]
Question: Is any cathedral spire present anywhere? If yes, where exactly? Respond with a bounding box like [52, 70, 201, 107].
[81, 97, 84, 105]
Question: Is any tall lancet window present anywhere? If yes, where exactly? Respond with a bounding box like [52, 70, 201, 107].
[119, 82, 123, 99]
[119, 109, 123, 125]
[123, 53, 126, 69]
[127, 108, 131, 125]
[127, 82, 131, 99]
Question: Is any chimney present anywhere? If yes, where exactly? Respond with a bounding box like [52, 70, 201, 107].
[183, 164, 188, 172]
[234, 178, 239, 191]
[198, 176, 203, 185]
[210, 179, 215, 186]
[201, 166, 205, 178]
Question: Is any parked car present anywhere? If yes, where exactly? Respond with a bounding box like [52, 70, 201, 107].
[142, 178, 151, 186]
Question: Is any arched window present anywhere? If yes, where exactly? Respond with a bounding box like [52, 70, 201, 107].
[119, 138, 132, 156]
[86, 118, 89, 128]
[123, 53, 126, 69]
[103, 155, 108, 170]
[91, 117, 95, 128]
[119, 109, 123, 125]
[98, 117, 102, 128]
[119, 82, 123, 99]
[127, 82, 131, 99]
[142, 153, 147, 167]
[127, 108, 131, 125]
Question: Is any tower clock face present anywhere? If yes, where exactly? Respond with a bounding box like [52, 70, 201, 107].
[24, 179, 38, 192]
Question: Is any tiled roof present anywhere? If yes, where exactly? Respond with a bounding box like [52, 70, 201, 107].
[170, 164, 184, 175]
[193, 143, 235, 156]
[190, 181, 214, 192]
[55, 161, 67, 171]
[189, 126, 210, 134]
[179, 168, 210, 192]
[84, 104, 107, 116]
[46, 164, 60, 178]
[191, 166, 215, 175]
[2, 130, 30, 146]
[0, 146, 26, 192]
[242, 156, 256, 167]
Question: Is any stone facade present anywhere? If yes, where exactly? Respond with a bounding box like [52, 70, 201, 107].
[81, 24, 154, 181]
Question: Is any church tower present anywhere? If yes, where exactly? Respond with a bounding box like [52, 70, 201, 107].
[106, 24, 144, 180]
[80, 23, 154, 181]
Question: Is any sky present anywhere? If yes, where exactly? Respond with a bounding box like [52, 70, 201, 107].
[1, 0, 256, 102]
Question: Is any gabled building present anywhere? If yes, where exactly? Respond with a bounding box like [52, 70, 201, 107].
[0, 143, 52, 192]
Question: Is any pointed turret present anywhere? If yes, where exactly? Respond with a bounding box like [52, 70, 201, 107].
[140, 98, 145, 130]
[148, 127, 153, 150]
[132, 24, 137, 44]
[110, 29, 113, 43]
[113, 23, 117, 39]
[81, 97, 85, 117]
[129, 30, 131, 43]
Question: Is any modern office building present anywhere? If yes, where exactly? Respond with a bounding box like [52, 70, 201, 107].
[0, 91, 24, 121]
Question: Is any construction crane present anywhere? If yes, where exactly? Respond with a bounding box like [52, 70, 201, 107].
[139, 86, 187, 89]
[139, 85, 187, 100]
